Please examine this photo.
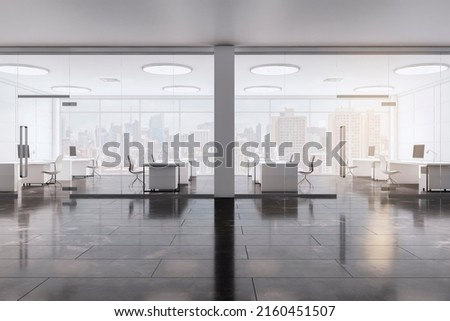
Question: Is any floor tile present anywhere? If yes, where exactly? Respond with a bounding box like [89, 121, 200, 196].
[0, 259, 160, 277]
[79, 245, 248, 259]
[0, 245, 90, 259]
[21, 277, 256, 301]
[0, 278, 47, 301]
[342, 259, 450, 277]
[254, 278, 450, 300]
[246, 245, 417, 260]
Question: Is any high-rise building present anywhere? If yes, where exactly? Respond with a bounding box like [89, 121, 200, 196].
[271, 108, 307, 161]
[149, 113, 164, 143]
[366, 110, 382, 156]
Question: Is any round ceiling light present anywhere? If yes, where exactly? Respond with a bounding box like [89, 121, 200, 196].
[143, 63, 192, 75]
[354, 85, 394, 93]
[0, 64, 49, 76]
[394, 63, 449, 75]
[163, 85, 200, 93]
[244, 86, 282, 93]
[51, 86, 92, 94]
[250, 64, 300, 75]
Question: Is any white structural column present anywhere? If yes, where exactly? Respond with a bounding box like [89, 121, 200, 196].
[214, 45, 235, 198]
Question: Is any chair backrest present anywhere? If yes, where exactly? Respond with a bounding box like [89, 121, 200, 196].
[309, 155, 316, 172]
[54, 154, 64, 172]
[127, 155, 135, 173]
[379, 155, 388, 171]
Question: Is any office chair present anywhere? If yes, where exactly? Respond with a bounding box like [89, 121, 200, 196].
[127, 155, 144, 187]
[298, 155, 316, 187]
[43, 154, 64, 185]
[379, 155, 400, 185]
[346, 160, 358, 176]
[87, 155, 101, 178]
[289, 153, 300, 164]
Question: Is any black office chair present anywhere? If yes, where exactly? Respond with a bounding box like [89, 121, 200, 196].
[127, 155, 144, 187]
[298, 155, 316, 187]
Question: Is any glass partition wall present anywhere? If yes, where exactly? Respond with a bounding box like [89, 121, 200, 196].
[2, 51, 450, 197]
[0, 53, 214, 196]
[234, 53, 450, 195]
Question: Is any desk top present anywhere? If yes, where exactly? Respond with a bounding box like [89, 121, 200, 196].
[0, 160, 53, 165]
[389, 160, 450, 166]
[63, 158, 93, 162]
[143, 162, 181, 167]
[353, 158, 379, 162]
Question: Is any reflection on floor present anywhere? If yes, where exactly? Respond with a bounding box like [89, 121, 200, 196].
[65, 174, 337, 197]
[1, 177, 450, 300]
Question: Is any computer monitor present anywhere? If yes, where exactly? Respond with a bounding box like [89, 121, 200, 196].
[69, 146, 77, 157]
[368, 146, 375, 157]
[413, 144, 425, 159]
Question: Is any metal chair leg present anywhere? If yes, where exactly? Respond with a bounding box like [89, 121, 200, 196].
[298, 175, 312, 187]
[130, 175, 143, 187]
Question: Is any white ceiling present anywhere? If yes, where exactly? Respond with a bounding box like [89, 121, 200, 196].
[2, 0, 450, 97]
[1, 0, 450, 47]
[1, 53, 450, 97]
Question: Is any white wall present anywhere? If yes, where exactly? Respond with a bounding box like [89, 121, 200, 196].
[397, 81, 450, 162]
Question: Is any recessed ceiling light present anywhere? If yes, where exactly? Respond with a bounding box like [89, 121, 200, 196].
[0, 64, 49, 76]
[244, 86, 282, 93]
[354, 85, 394, 93]
[162, 86, 200, 93]
[323, 78, 343, 83]
[143, 63, 192, 75]
[250, 64, 300, 76]
[394, 63, 449, 75]
[52, 86, 91, 94]
[99, 77, 120, 82]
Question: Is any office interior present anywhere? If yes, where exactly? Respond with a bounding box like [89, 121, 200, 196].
[0, 53, 449, 197]
[2, 50, 450, 300]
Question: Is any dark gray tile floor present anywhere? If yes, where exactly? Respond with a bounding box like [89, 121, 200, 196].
[1, 176, 450, 300]
[66, 174, 336, 196]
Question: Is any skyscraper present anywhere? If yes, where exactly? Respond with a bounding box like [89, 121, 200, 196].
[271, 108, 307, 161]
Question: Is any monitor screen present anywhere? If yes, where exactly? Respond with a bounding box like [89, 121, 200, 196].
[69, 146, 77, 157]
[368, 146, 375, 157]
[413, 144, 425, 159]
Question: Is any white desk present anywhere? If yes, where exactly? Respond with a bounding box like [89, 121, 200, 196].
[352, 158, 388, 180]
[60, 158, 92, 181]
[21, 161, 53, 185]
[259, 162, 298, 192]
[352, 159, 376, 177]
[143, 162, 180, 192]
[419, 163, 450, 191]
[388, 161, 422, 184]
[1, 160, 54, 188]
[0, 162, 19, 192]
